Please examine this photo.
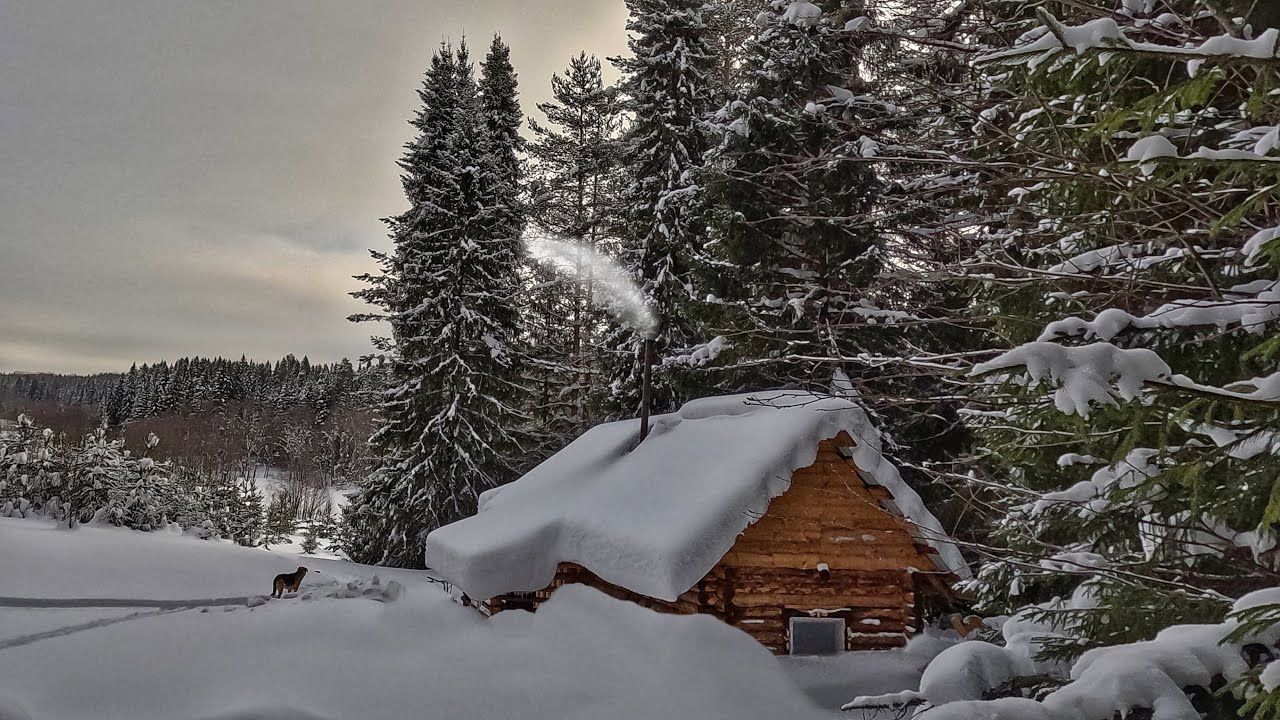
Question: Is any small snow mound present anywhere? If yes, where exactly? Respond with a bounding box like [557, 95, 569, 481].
[383, 580, 405, 602]
[1125, 135, 1178, 175]
[1244, 225, 1279, 266]
[926, 697, 1056, 720]
[841, 689, 921, 711]
[782, 1, 822, 28]
[902, 626, 967, 669]
[246, 595, 268, 608]
[920, 641, 1017, 704]
[845, 16, 871, 31]
[299, 577, 405, 603]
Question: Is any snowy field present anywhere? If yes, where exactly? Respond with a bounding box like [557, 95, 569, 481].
[0, 517, 922, 719]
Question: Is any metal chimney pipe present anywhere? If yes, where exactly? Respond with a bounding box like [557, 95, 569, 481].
[639, 337, 654, 442]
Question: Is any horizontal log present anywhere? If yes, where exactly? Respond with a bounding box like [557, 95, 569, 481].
[742, 516, 904, 535]
[728, 572, 907, 587]
[721, 551, 925, 571]
[849, 608, 909, 621]
[740, 517, 915, 538]
[744, 505, 910, 527]
[849, 638, 907, 650]
[727, 581, 909, 596]
[848, 619, 910, 632]
[783, 479, 868, 492]
[849, 631, 909, 641]
[733, 596, 909, 610]
[732, 609, 788, 622]
[731, 592, 911, 608]
[743, 630, 789, 647]
[728, 543, 926, 561]
[727, 581, 908, 598]
[727, 566, 909, 582]
[730, 537, 927, 559]
[733, 618, 785, 631]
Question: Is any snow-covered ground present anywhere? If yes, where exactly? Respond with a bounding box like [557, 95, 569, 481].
[0, 517, 922, 719]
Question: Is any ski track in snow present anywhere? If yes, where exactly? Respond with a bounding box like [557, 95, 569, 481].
[0, 595, 304, 650]
[0, 583, 399, 651]
[0, 607, 191, 650]
[0, 595, 252, 609]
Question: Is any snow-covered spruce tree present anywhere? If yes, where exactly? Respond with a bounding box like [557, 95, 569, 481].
[952, 0, 1280, 676]
[208, 475, 263, 546]
[300, 519, 323, 554]
[345, 42, 528, 567]
[0, 414, 59, 518]
[479, 34, 527, 324]
[55, 428, 178, 531]
[169, 467, 219, 539]
[699, 0, 892, 392]
[60, 427, 128, 529]
[479, 34, 524, 239]
[601, 0, 722, 418]
[525, 52, 624, 437]
[102, 432, 174, 531]
[234, 477, 265, 546]
[263, 496, 296, 549]
[1, 415, 205, 533]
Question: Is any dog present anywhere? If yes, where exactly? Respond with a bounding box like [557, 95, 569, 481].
[272, 566, 308, 598]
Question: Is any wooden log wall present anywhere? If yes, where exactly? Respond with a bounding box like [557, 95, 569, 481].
[490, 436, 954, 655]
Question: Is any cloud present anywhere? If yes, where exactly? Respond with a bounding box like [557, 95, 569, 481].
[0, 0, 629, 374]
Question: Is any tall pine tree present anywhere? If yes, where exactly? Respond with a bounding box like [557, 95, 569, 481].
[701, 0, 887, 392]
[602, 0, 722, 418]
[479, 34, 526, 270]
[526, 52, 625, 436]
[345, 42, 528, 568]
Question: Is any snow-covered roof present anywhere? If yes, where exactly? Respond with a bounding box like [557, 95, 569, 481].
[426, 392, 970, 603]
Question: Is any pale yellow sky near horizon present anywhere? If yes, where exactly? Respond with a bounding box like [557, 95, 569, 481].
[0, 0, 630, 374]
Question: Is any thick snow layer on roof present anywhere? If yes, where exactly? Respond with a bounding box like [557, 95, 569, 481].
[426, 392, 968, 602]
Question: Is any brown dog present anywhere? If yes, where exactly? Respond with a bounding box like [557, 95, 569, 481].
[272, 566, 308, 598]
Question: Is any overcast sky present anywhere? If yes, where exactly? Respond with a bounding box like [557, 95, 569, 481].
[0, 0, 629, 374]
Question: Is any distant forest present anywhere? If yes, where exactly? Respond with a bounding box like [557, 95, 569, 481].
[2, 355, 372, 424]
[0, 355, 380, 501]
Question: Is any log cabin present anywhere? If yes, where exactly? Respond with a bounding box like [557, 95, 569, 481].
[426, 392, 969, 655]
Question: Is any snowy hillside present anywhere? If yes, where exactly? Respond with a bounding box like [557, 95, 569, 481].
[0, 517, 919, 720]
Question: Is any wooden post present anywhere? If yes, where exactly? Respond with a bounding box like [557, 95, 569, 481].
[639, 337, 653, 442]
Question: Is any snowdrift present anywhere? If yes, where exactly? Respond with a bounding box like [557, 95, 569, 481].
[0, 517, 832, 720]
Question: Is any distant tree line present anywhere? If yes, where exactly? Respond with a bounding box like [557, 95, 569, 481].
[1, 354, 377, 427]
[0, 372, 119, 407]
[0, 354, 380, 549]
